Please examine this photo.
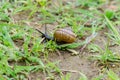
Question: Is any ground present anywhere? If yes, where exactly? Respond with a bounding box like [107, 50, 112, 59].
[0, 0, 120, 80]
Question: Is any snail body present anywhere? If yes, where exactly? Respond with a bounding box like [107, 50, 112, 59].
[36, 28, 76, 43]
[54, 29, 76, 43]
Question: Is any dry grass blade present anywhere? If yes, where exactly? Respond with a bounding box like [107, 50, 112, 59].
[105, 15, 120, 45]
[79, 32, 97, 54]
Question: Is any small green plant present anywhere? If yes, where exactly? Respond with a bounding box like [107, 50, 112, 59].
[46, 40, 57, 51]
[105, 15, 120, 45]
[105, 10, 115, 19]
[0, 2, 11, 22]
[92, 75, 104, 80]
[78, 72, 88, 80]
[88, 43, 102, 53]
[107, 70, 120, 80]
[92, 43, 120, 67]
[61, 73, 71, 80]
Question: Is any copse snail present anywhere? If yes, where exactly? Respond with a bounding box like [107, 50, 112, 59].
[54, 28, 76, 43]
[36, 27, 76, 43]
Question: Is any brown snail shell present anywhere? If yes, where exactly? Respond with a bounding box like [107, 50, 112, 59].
[54, 29, 76, 43]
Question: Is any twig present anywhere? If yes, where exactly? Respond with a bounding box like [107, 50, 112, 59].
[60, 69, 79, 73]
[50, 68, 79, 73]
[56, 49, 63, 59]
[79, 33, 97, 54]
[56, 49, 61, 56]
[18, 72, 31, 80]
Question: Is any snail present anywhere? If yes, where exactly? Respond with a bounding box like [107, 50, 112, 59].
[54, 28, 76, 43]
[36, 27, 76, 43]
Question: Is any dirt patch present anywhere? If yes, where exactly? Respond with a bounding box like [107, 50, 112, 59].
[29, 52, 100, 80]
[50, 52, 99, 79]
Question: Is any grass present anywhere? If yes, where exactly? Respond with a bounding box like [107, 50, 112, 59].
[91, 43, 120, 67]
[0, 0, 120, 80]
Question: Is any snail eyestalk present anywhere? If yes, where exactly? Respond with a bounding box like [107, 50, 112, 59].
[36, 29, 54, 41]
[45, 24, 47, 36]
